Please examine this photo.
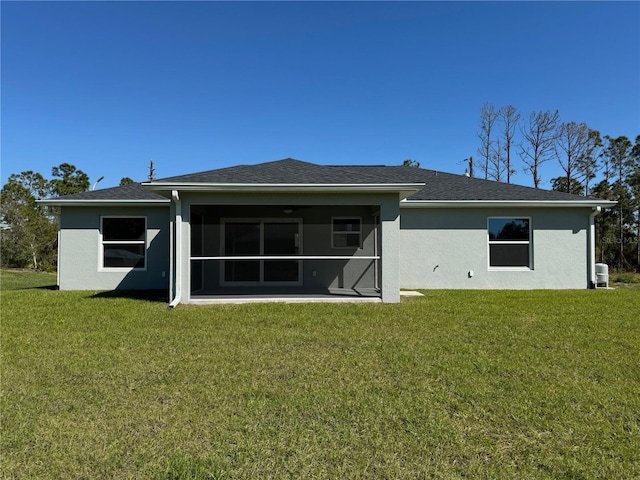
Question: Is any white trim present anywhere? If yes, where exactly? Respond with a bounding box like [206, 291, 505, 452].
[487, 217, 532, 270]
[56, 229, 61, 288]
[193, 256, 380, 260]
[401, 199, 617, 208]
[39, 199, 169, 207]
[99, 216, 147, 272]
[189, 296, 382, 305]
[169, 210, 174, 302]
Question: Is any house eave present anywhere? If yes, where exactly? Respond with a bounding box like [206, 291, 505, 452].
[38, 199, 170, 207]
[400, 199, 618, 208]
[144, 182, 425, 199]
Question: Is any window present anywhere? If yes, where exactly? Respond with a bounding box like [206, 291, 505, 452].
[332, 218, 361, 248]
[101, 217, 146, 268]
[488, 218, 531, 268]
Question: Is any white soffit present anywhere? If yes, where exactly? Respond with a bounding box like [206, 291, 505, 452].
[400, 199, 618, 208]
[38, 199, 170, 207]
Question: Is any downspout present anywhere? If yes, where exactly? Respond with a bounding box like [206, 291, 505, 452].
[169, 209, 174, 302]
[588, 206, 601, 289]
[169, 190, 182, 308]
[56, 230, 61, 289]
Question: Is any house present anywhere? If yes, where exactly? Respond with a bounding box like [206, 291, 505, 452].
[40, 158, 616, 304]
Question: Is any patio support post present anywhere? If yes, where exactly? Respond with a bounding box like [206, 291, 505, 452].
[380, 196, 401, 303]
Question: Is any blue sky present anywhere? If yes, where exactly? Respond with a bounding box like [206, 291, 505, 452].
[2, 1, 639, 191]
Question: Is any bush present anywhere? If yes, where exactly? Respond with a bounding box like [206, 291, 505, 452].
[609, 271, 640, 283]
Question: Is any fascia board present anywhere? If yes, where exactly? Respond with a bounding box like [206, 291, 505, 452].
[400, 199, 618, 208]
[144, 182, 425, 197]
[38, 199, 170, 207]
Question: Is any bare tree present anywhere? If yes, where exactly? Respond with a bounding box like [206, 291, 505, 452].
[489, 138, 505, 182]
[477, 103, 499, 180]
[499, 105, 520, 183]
[603, 135, 633, 268]
[631, 136, 640, 268]
[520, 110, 559, 188]
[554, 121, 590, 194]
[578, 129, 603, 196]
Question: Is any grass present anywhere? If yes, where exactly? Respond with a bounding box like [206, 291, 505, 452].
[0, 269, 57, 291]
[1, 270, 639, 479]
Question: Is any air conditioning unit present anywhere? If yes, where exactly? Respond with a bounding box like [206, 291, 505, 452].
[595, 263, 609, 288]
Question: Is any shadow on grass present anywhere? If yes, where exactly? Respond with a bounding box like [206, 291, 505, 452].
[0, 284, 58, 292]
[35, 285, 59, 291]
[89, 290, 169, 303]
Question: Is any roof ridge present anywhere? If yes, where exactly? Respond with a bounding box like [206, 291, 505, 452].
[154, 158, 318, 182]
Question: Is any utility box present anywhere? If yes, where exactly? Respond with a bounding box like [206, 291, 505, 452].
[595, 263, 609, 288]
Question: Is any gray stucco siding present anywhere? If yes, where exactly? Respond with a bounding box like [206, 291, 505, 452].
[56, 201, 592, 295]
[58, 206, 170, 290]
[399, 207, 590, 289]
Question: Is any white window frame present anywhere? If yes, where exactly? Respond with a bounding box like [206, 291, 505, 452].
[331, 217, 362, 249]
[99, 216, 147, 271]
[487, 217, 532, 270]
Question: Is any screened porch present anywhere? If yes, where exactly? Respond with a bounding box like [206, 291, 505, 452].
[188, 204, 382, 300]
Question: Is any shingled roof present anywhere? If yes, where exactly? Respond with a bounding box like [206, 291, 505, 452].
[42, 158, 610, 204]
[151, 158, 603, 203]
[40, 182, 169, 204]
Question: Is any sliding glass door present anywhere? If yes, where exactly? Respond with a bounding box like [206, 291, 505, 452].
[222, 219, 301, 285]
[263, 222, 300, 282]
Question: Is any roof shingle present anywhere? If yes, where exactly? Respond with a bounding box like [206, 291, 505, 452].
[44, 158, 606, 203]
[43, 182, 168, 202]
[154, 158, 601, 202]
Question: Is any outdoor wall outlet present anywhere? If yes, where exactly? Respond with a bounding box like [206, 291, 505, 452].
[468, 270, 474, 278]
[312, 271, 317, 277]
[162, 271, 166, 278]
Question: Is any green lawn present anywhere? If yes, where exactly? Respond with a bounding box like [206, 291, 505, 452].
[2, 270, 639, 479]
[0, 269, 58, 291]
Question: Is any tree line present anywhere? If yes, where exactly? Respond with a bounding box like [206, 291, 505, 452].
[473, 102, 640, 271]
[1, 164, 91, 270]
[2, 135, 639, 272]
[1, 162, 155, 270]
